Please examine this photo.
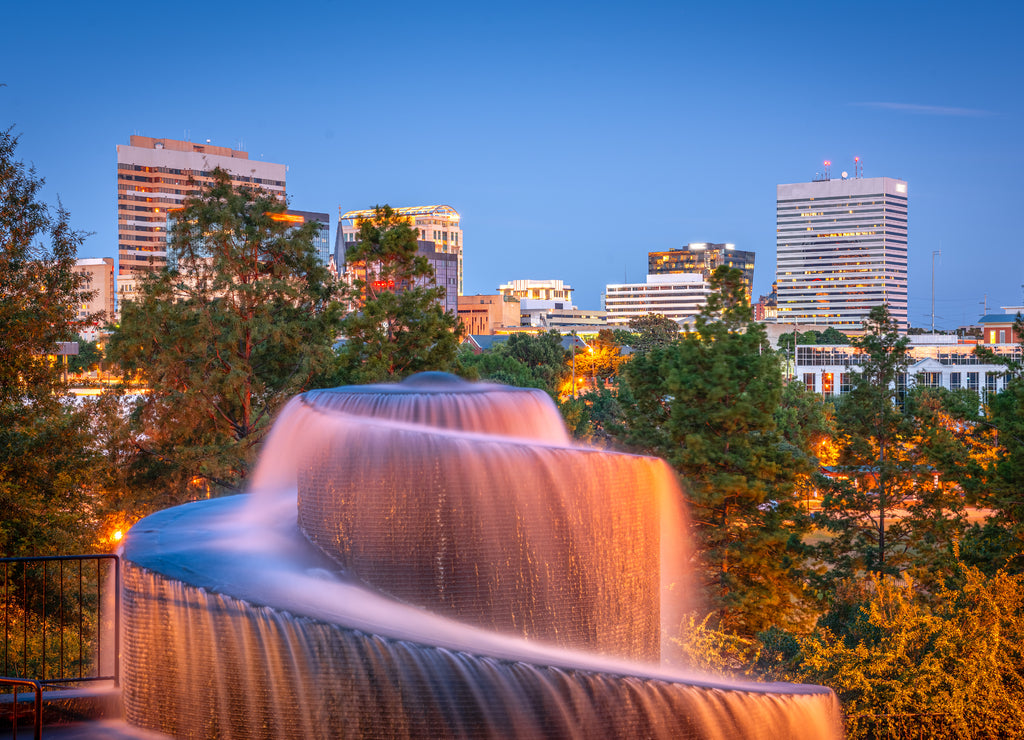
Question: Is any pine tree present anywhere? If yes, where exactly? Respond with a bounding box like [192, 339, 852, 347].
[617, 266, 816, 635]
[105, 168, 341, 497]
[334, 205, 463, 383]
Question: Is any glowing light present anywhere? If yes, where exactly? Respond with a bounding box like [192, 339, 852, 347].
[112, 530, 124, 543]
[269, 213, 305, 224]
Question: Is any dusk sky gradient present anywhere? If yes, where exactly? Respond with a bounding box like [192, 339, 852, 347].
[3, 0, 1022, 329]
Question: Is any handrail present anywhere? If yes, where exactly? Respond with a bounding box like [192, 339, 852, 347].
[0, 677, 43, 740]
[1, 554, 120, 688]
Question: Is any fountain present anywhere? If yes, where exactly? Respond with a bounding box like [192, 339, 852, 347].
[120, 373, 842, 739]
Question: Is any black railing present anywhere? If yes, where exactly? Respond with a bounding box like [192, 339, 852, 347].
[0, 677, 43, 740]
[1, 555, 120, 687]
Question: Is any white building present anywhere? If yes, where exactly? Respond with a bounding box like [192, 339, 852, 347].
[602, 273, 710, 327]
[793, 336, 1017, 403]
[777, 174, 908, 334]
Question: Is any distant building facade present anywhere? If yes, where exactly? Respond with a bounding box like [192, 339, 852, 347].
[794, 336, 1015, 404]
[278, 210, 331, 268]
[73, 258, 116, 328]
[498, 279, 573, 303]
[777, 174, 908, 334]
[602, 273, 710, 327]
[979, 307, 1023, 346]
[117, 135, 286, 276]
[337, 205, 463, 296]
[648, 243, 755, 300]
[457, 295, 522, 335]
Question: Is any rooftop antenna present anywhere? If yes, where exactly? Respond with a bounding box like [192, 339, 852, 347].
[931, 249, 941, 332]
[854, 156, 863, 179]
[824, 160, 832, 180]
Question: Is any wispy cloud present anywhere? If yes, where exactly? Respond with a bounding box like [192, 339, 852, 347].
[851, 101, 994, 117]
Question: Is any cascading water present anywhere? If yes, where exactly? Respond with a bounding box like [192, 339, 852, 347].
[120, 372, 842, 739]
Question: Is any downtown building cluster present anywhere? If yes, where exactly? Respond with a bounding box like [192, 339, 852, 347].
[75, 135, 1021, 401]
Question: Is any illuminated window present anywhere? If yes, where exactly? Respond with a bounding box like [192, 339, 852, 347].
[803, 373, 816, 393]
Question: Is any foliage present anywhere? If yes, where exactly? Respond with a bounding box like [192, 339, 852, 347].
[617, 313, 679, 352]
[334, 205, 463, 383]
[0, 128, 98, 556]
[105, 168, 340, 498]
[616, 267, 816, 635]
[813, 306, 968, 585]
[66, 333, 103, 374]
[798, 567, 1024, 740]
[570, 330, 626, 388]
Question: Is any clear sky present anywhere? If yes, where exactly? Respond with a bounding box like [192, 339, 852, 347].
[3, 0, 1022, 329]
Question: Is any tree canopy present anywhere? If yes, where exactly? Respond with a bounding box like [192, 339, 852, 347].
[106, 168, 341, 497]
[0, 128, 98, 555]
[333, 205, 463, 383]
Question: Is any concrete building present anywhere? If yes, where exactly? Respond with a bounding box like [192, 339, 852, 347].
[457, 295, 522, 335]
[280, 210, 331, 268]
[777, 174, 908, 334]
[602, 273, 710, 327]
[648, 243, 755, 300]
[73, 258, 116, 328]
[793, 335, 1016, 404]
[337, 206, 463, 296]
[117, 135, 286, 276]
[498, 279, 573, 303]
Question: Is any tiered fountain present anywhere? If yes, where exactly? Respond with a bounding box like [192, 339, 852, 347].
[120, 372, 841, 739]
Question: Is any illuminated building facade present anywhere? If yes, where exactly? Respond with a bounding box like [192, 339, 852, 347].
[776, 175, 908, 333]
[794, 336, 1016, 406]
[602, 273, 710, 327]
[337, 205, 463, 297]
[73, 258, 116, 328]
[116, 136, 286, 276]
[498, 279, 573, 302]
[648, 243, 755, 300]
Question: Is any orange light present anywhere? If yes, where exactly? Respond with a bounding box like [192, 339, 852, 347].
[269, 213, 305, 224]
[111, 530, 124, 543]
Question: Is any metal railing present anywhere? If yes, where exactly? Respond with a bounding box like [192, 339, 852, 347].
[1, 555, 120, 687]
[0, 677, 43, 740]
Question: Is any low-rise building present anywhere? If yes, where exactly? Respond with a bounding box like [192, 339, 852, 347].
[458, 295, 521, 335]
[602, 273, 710, 327]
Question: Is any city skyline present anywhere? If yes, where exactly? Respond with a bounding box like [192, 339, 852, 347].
[3, 1, 1022, 329]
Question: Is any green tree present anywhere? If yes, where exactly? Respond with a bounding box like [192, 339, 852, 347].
[334, 205, 463, 383]
[798, 568, 1024, 740]
[106, 169, 340, 498]
[617, 313, 679, 352]
[66, 333, 103, 375]
[0, 128, 98, 555]
[815, 306, 968, 586]
[617, 267, 816, 635]
[459, 331, 567, 395]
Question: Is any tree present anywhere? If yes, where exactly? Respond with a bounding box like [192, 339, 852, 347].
[797, 567, 1024, 740]
[0, 128, 98, 555]
[459, 331, 567, 395]
[333, 205, 463, 383]
[616, 313, 679, 352]
[814, 306, 968, 585]
[617, 267, 817, 635]
[106, 169, 340, 498]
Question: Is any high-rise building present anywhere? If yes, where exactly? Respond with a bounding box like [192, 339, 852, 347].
[337, 205, 463, 296]
[116, 136, 286, 276]
[648, 243, 755, 300]
[274, 210, 331, 268]
[776, 174, 908, 333]
[602, 274, 710, 327]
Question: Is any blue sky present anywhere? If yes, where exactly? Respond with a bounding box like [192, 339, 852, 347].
[3, 0, 1022, 329]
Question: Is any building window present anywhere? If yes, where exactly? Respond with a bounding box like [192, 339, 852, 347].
[840, 372, 852, 394]
[986, 373, 998, 395]
[917, 372, 941, 388]
[822, 372, 834, 396]
[803, 373, 816, 393]
[950, 372, 961, 390]
[967, 372, 980, 391]
[896, 373, 907, 403]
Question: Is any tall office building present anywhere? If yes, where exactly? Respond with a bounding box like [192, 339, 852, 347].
[72, 258, 116, 327]
[776, 174, 908, 333]
[648, 243, 755, 301]
[117, 136, 286, 276]
[337, 205, 463, 296]
[274, 210, 331, 268]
